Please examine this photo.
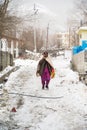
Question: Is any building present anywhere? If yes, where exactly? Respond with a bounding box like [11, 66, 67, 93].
[77, 26, 87, 45]
[0, 35, 23, 71]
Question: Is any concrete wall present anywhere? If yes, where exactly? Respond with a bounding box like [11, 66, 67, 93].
[72, 50, 87, 73]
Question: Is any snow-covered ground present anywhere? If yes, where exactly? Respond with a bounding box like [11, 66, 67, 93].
[0, 50, 87, 130]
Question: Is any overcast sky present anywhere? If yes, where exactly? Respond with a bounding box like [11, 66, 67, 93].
[10, 0, 75, 32]
[28, 0, 74, 13]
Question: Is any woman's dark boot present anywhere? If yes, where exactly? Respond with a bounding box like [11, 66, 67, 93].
[46, 85, 49, 89]
[42, 84, 44, 89]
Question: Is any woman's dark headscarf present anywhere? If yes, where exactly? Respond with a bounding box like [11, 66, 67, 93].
[43, 51, 48, 57]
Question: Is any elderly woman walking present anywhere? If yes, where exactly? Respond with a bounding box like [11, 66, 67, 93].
[36, 51, 55, 90]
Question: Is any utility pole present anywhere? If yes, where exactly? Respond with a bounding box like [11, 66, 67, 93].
[33, 4, 38, 53]
[46, 23, 49, 50]
[68, 27, 71, 48]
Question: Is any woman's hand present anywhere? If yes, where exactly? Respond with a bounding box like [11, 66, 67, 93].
[36, 72, 40, 77]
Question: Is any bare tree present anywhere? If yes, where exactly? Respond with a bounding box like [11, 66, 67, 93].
[0, 0, 9, 36]
[20, 26, 44, 52]
[75, 0, 87, 16]
[66, 0, 87, 47]
[0, 0, 21, 38]
[73, 0, 87, 25]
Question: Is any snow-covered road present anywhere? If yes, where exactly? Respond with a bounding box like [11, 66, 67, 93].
[0, 51, 87, 130]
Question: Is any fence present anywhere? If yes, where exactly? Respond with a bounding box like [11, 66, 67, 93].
[0, 51, 13, 71]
